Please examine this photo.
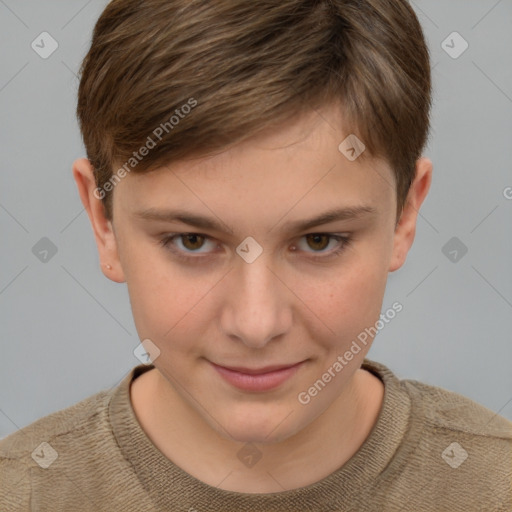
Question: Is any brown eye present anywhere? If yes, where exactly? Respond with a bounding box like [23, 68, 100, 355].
[180, 234, 206, 251]
[305, 234, 330, 252]
[294, 233, 352, 261]
[160, 232, 217, 257]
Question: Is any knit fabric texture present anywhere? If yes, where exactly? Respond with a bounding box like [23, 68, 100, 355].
[1, 358, 511, 511]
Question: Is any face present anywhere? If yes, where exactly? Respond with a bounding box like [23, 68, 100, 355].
[74, 104, 431, 445]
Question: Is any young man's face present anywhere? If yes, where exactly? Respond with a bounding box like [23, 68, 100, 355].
[74, 104, 431, 444]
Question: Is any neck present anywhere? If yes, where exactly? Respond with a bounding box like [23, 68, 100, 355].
[130, 366, 384, 493]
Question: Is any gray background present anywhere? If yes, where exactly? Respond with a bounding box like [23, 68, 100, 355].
[1, 0, 511, 440]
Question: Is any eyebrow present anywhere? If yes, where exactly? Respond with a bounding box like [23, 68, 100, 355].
[133, 205, 377, 235]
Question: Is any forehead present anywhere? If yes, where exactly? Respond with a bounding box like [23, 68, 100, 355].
[115, 105, 396, 224]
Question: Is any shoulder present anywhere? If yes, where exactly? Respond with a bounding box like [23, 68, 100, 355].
[0, 388, 113, 460]
[0, 366, 157, 511]
[364, 359, 512, 510]
[364, 358, 512, 439]
[402, 377, 512, 439]
[400, 376, 511, 509]
[0, 388, 113, 510]
[0, 391, 120, 512]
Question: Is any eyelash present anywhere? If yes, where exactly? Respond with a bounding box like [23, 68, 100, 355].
[159, 232, 352, 263]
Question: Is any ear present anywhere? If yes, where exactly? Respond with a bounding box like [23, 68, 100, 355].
[389, 157, 433, 272]
[72, 158, 126, 283]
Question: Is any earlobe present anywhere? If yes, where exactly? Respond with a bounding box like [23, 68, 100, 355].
[72, 158, 126, 283]
[388, 157, 433, 273]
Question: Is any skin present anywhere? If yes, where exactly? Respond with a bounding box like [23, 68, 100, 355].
[73, 103, 432, 493]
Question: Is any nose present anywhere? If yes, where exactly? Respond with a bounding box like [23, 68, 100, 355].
[220, 253, 293, 349]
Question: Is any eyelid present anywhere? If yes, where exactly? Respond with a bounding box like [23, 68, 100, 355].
[160, 232, 352, 262]
[162, 232, 219, 256]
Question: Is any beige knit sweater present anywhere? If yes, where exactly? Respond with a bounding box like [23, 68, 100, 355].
[1, 358, 511, 511]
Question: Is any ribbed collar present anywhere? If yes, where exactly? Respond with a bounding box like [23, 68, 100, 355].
[109, 358, 421, 511]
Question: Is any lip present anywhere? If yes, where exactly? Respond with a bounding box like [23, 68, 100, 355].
[210, 361, 305, 392]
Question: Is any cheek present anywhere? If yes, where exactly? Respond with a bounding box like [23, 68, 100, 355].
[118, 232, 202, 333]
[121, 246, 182, 336]
[125, 260, 225, 363]
[292, 249, 390, 344]
[127, 271, 204, 337]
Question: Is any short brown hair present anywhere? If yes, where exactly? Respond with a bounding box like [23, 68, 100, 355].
[76, 0, 432, 222]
